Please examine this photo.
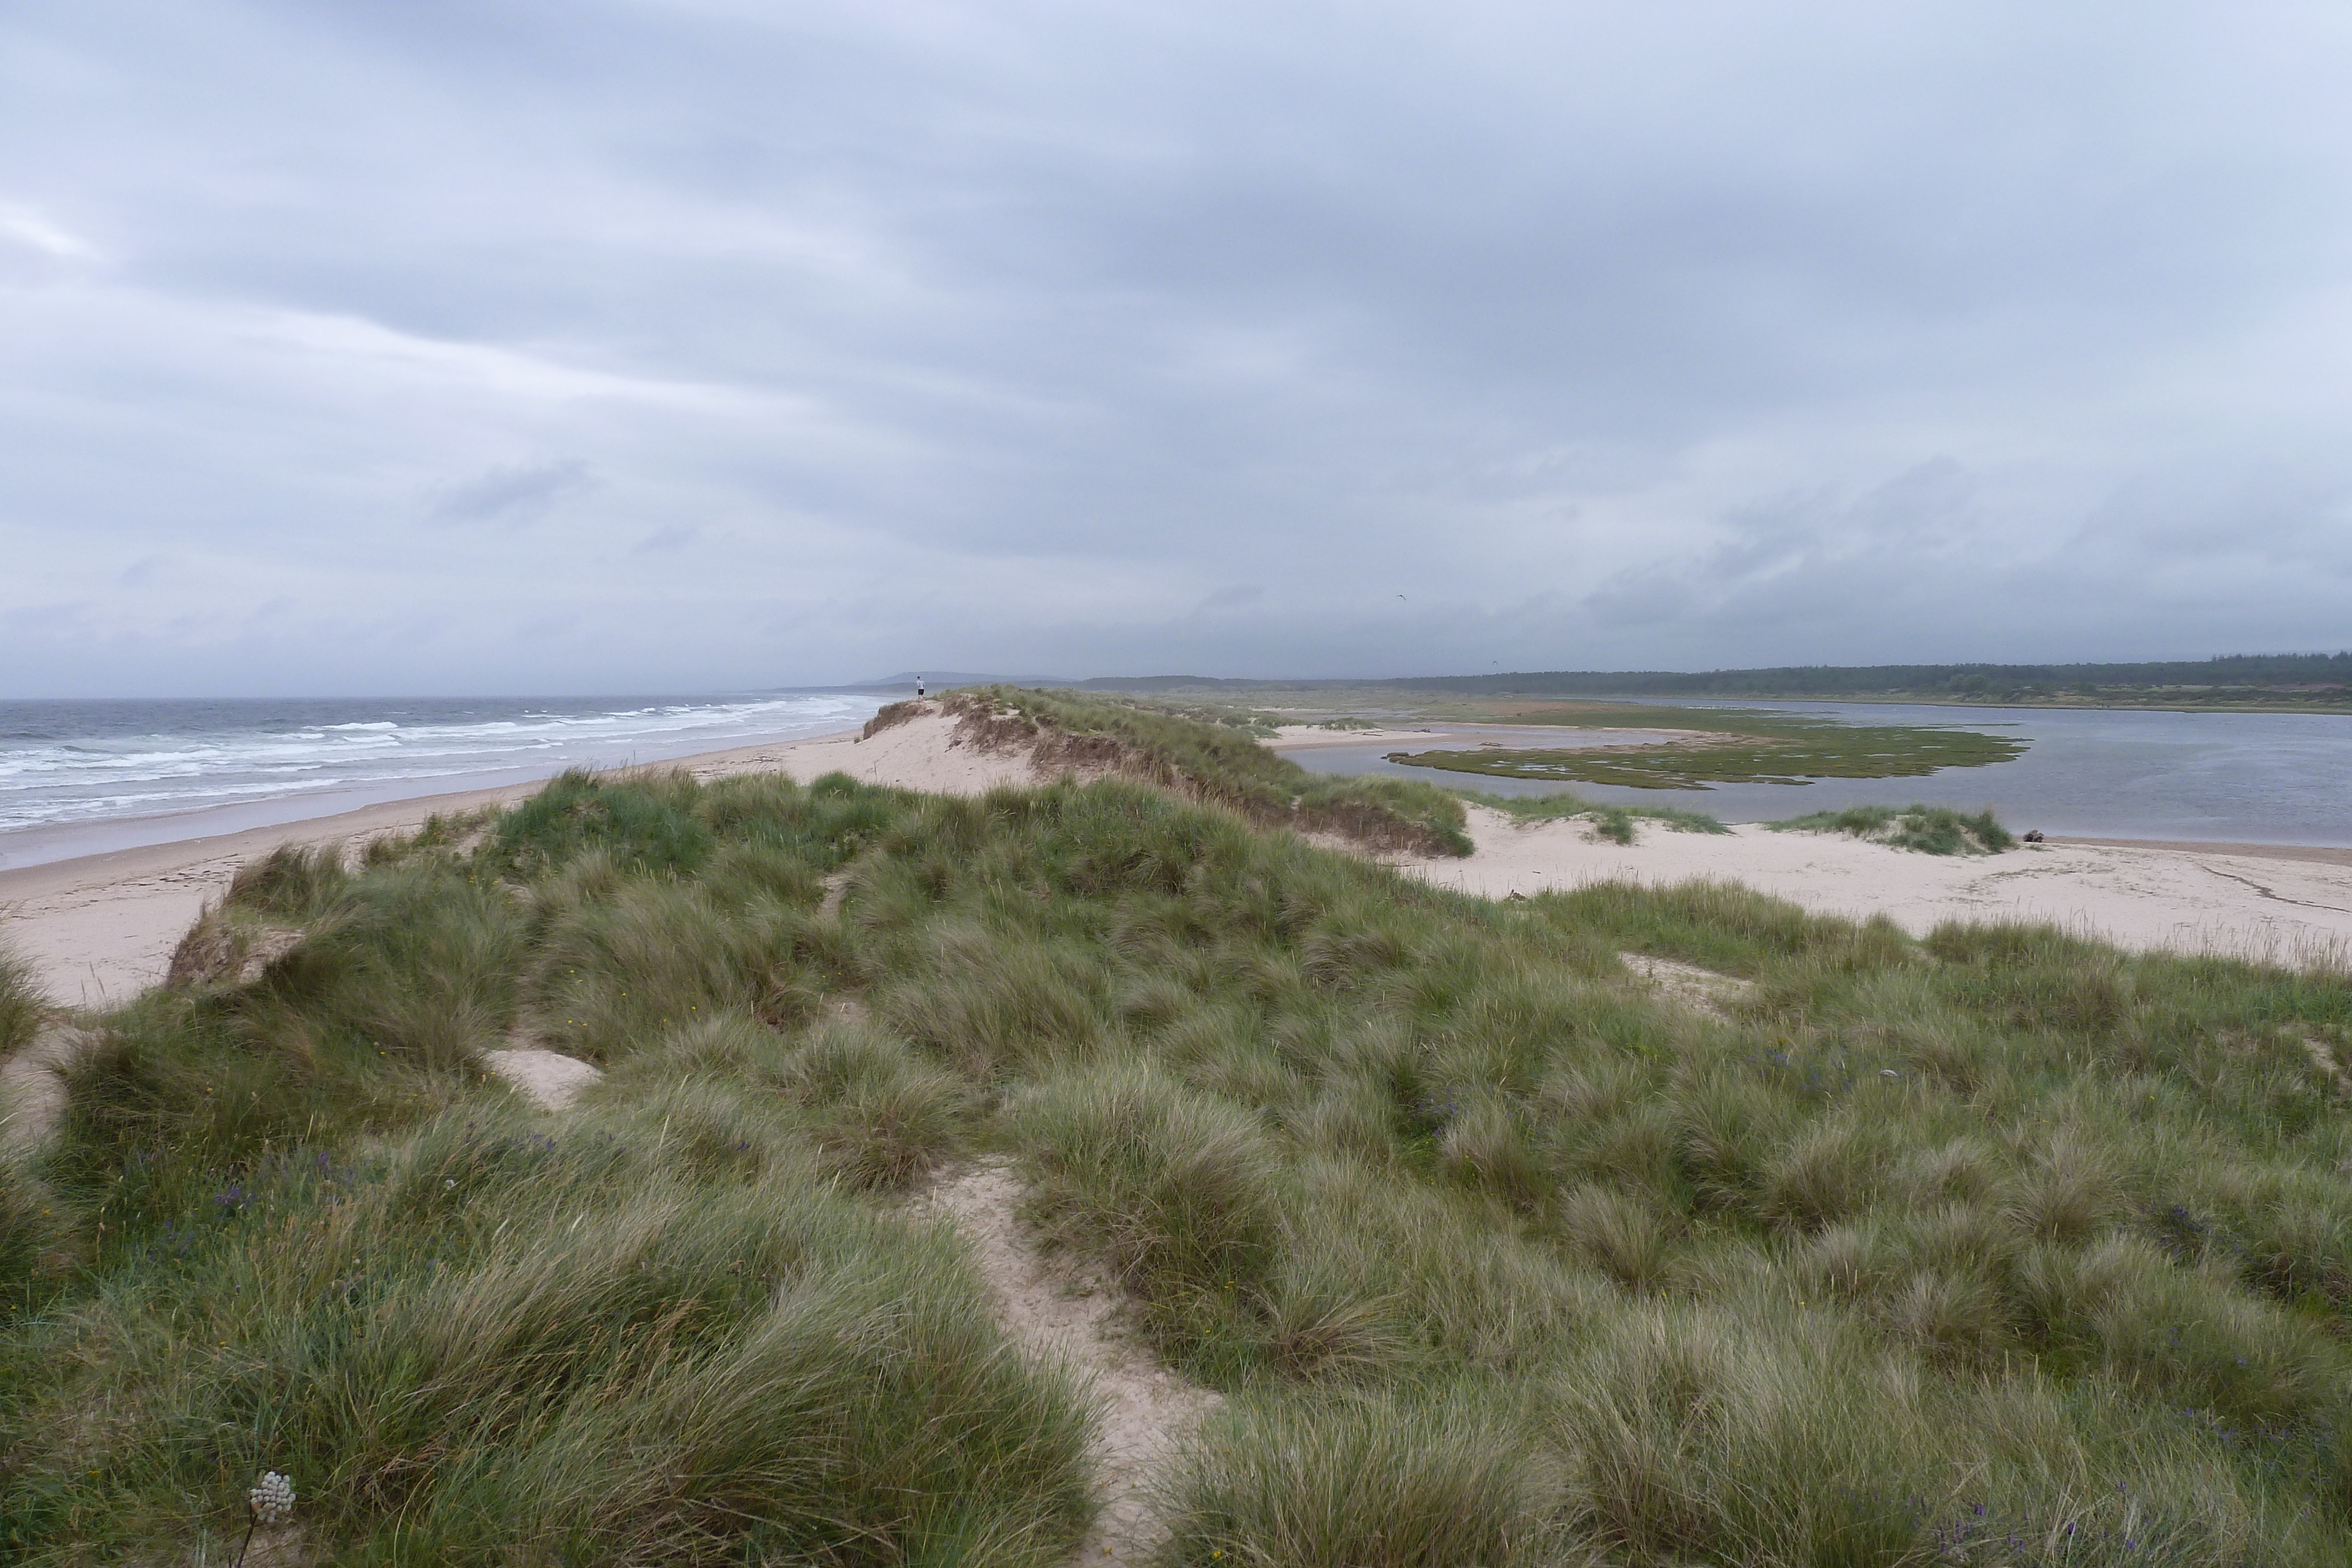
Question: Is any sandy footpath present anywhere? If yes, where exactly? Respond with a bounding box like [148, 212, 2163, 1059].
[1405, 805, 2352, 966]
[5, 708, 2348, 1009]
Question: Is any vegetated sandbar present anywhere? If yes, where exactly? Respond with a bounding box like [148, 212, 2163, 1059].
[1378, 707, 2027, 789]
[4, 702, 2349, 1009]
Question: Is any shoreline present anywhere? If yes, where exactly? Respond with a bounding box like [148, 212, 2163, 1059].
[0, 700, 887, 875]
[0, 777, 567, 1011]
[2046, 835, 2352, 868]
[0, 714, 1036, 1008]
[7, 716, 2350, 1010]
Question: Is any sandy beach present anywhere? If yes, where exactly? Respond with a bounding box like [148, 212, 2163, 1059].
[5, 707, 2347, 1009]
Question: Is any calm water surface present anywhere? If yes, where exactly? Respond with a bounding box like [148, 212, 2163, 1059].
[1288, 701, 2352, 846]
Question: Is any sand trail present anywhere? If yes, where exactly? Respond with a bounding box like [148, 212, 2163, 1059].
[481, 1044, 604, 1111]
[1619, 953, 1754, 1019]
[916, 1163, 1219, 1567]
[0, 1021, 98, 1158]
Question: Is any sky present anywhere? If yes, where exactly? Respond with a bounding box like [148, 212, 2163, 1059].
[4, 1, 2350, 697]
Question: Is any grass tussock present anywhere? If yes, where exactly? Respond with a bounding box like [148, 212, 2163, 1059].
[5, 707, 2352, 1563]
[1010, 1060, 1280, 1342]
[946, 685, 1474, 856]
[1458, 787, 1731, 844]
[2, 938, 47, 1059]
[1161, 1386, 1555, 1567]
[6, 1101, 1092, 1562]
[1770, 801, 2017, 854]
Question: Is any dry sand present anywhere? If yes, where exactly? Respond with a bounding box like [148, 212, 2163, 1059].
[1407, 805, 2352, 965]
[0, 1021, 99, 1156]
[481, 1047, 605, 1111]
[669, 710, 1037, 794]
[6, 706, 2348, 1011]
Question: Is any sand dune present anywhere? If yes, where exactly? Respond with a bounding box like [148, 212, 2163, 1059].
[3, 709, 2346, 1010]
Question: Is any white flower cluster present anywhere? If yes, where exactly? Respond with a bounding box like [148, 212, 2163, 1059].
[248, 1471, 295, 1526]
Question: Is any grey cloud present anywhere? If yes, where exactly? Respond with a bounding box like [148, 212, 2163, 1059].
[2074, 469, 2352, 566]
[1583, 569, 1695, 631]
[1580, 457, 1988, 631]
[633, 524, 700, 554]
[2, 1, 2348, 695]
[432, 460, 597, 527]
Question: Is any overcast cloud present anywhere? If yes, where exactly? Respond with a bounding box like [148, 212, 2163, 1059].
[4, 1, 2349, 695]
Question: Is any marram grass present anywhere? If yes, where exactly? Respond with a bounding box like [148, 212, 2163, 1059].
[3, 720, 2351, 1563]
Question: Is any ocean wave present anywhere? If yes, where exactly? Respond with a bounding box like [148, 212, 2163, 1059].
[0, 694, 874, 837]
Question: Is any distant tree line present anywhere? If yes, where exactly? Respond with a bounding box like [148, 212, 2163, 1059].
[1074, 653, 2352, 700]
[1381, 653, 2352, 698]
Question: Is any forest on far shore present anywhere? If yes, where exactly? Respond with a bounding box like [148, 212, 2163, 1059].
[1073, 652, 2352, 707]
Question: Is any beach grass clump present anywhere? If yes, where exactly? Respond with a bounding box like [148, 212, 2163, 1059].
[255, 862, 528, 1071]
[875, 925, 1118, 1078]
[0, 932, 42, 1059]
[767, 1014, 973, 1188]
[947, 684, 1474, 855]
[222, 843, 350, 921]
[6, 1094, 1092, 1563]
[484, 767, 716, 880]
[1456, 787, 1730, 838]
[1008, 1059, 1281, 1340]
[9, 759, 2352, 1562]
[1160, 1385, 1555, 1568]
[860, 697, 926, 737]
[523, 874, 819, 1059]
[1768, 802, 2015, 854]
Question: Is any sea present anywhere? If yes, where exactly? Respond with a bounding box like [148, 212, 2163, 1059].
[0, 693, 880, 871]
[1287, 700, 2352, 847]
